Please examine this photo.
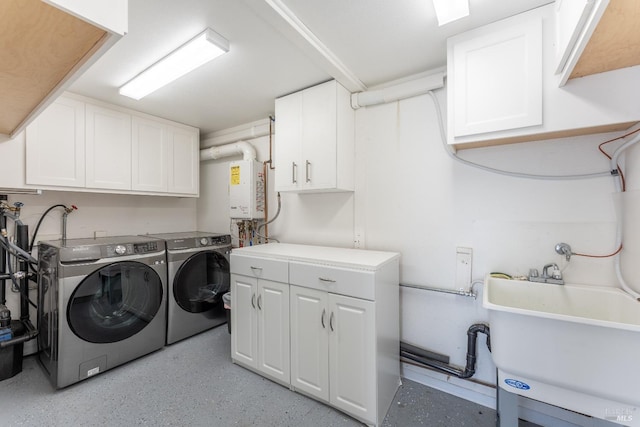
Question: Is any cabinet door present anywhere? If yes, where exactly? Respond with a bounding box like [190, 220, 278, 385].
[274, 91, 302, 192]
[167, 126, 199, 195]
[26, 97, 85, 187]
[85, 104, 132, 190]
[301, 82, 337, 190]
[131, 117, 168, 192]
[329, 294, 376, 423]
[231, 274, 258, 369]
[257, 280, 290, 384]
[290, 285, 329, 401]
[448, 14, 542, 138]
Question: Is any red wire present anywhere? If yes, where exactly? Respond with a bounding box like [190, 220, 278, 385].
[597, 128, 640, 192]
[573, 244, 623, 258]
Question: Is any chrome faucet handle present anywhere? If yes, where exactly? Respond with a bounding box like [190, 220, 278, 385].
[542, 263, 559, 278]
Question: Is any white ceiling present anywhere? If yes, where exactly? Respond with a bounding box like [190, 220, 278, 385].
[68, 0, 552, 137]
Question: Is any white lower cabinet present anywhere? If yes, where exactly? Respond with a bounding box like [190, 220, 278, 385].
[231, 275, 290, 385]
[230, 243, 400, 427]
[231, 256, 290, 386]
[290, 286, 376, 422]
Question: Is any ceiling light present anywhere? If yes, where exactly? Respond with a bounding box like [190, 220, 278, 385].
[119, 28, 229, 100]
[432, 0, 469, 26]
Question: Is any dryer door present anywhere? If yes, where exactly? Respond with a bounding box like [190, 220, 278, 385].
[67, 261, 163, 343]
[173, 251, 230, 313]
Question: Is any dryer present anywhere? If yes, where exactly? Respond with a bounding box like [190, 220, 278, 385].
[147, 232, 231, 344]
[37, 236, 167, 388]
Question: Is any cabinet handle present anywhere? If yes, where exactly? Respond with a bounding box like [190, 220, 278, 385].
[321, 309, 326, 329]
[251, 293, 256, 309]
[329, 311, 335, 332]
[319, 277, 336, 283]
[257, 294, 262, 310]
[305, 160, 311, 183]
[292, 162, 297, 184]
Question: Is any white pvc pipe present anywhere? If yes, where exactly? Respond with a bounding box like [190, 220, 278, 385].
[199, 140, 257, 162]
[609, 133, 640, 299]
[202, 118, 271, 147]
[351, 72, 445, 109]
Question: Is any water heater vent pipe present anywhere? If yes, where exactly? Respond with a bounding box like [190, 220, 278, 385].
[200, 140, 257, 162]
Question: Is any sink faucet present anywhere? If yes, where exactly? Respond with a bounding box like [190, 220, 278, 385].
[543, 263, 562, 280]
[529, 263, 564, 285]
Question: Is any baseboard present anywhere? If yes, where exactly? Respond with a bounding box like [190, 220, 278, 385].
[401, 363, 619, 427]
[401, 362, 497, 409]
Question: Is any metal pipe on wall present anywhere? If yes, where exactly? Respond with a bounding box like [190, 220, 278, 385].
[16, 224, 29, 322]
[0, 213, 6, 305]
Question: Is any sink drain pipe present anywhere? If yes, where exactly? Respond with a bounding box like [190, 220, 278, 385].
[400, 323, 491, 379]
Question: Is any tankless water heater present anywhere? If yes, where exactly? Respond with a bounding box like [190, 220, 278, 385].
[229, 159, 264, 219]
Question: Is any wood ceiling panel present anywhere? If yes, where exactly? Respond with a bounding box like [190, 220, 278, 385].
[570, 0, 640, 79]
[0, 0, 106, 135]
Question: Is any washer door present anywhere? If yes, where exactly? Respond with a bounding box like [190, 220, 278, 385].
[67, 261, 163, 343]
[173, 251, 230, 313]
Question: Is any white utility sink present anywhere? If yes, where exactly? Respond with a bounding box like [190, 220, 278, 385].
[483, 276, 640, 426]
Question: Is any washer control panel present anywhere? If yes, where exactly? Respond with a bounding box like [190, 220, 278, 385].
[105, 241, 161, 257]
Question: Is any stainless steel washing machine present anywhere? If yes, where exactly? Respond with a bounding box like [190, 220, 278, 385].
[37, 236, 167, 388]
[146, 232, 230, 345]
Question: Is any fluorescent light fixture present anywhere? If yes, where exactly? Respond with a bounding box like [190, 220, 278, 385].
[432, 0, 469, 26]
[119, 28, 229, 100]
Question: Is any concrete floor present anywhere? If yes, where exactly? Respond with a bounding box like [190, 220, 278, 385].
[0, 325, 534, 426]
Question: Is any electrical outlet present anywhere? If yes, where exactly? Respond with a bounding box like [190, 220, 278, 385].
[455, 247, 472, 290]
[94, 231, 108, 238]
[354, 228, 365, 249]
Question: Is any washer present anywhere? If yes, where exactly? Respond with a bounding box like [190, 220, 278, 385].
[37, 236, 167, 388]
[146, 232, 231, 345]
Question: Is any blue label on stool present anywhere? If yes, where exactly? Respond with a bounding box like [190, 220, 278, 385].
[505, 378, 530, 390]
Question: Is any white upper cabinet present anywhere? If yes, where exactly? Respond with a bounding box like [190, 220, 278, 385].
[25, 94, 199, 197]
[167, 126, 199, 196]
[133, 120, 199, 195]
[85, 104, 132, 191]
[26, 97, 85, 188]
[275, 80, 354, 193]
[448, 13, 542, 137]
[447, 3, 640, 148]
[132, 117, 168, 193]
[273, 92, 302, 192]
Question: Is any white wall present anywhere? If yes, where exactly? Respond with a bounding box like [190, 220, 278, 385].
[197, 87, 635, 394]
[352, 89, 625, 390]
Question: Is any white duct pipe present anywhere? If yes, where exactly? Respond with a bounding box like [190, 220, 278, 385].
[351, 72, 445, 109]
[202, 118, 270, 147]
[199, 140, 257, 162]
